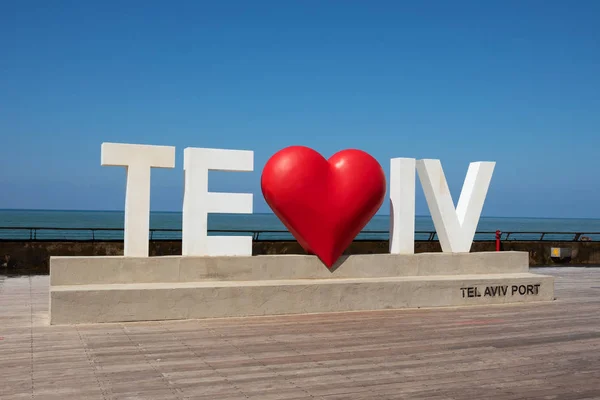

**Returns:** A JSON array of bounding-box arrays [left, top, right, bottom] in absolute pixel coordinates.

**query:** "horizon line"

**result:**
[[1, 207, 600, 221]]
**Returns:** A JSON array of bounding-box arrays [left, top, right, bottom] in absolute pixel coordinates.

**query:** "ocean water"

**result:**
[[1, 209, 600, 241]]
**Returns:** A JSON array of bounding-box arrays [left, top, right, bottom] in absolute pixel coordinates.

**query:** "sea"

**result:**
[[1, 209, 600, 242]]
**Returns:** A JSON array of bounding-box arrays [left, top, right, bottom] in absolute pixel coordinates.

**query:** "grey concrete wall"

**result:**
[[1, 239, 598, 274], [50, 252, 529, 285], [49, 252, 554, 324], [51, 273, 556, 324]]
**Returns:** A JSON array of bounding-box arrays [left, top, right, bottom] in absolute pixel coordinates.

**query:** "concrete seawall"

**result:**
[[1, 239, 599, 274]]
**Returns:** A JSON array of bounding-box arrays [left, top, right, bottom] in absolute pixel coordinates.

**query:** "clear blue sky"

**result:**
[[1, 1, 599, 217]]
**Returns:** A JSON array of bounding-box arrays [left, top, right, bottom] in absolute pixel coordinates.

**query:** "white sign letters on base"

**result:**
[[101, 142, 176, 257], [416, 159, 495, 253], [100, 142, 495, 257], [182, 147, 254, 256], [389, 158, 416, 254], [389, 158, 495, 254]]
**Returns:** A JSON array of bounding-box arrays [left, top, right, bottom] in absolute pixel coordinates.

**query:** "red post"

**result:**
[[495, 230, 501, 252]]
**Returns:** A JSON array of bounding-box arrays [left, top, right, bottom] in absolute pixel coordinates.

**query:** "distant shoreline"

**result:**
[[1, 208, 600, 221]]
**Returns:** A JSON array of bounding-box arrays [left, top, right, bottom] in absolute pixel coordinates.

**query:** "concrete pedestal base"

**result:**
[[49, 252, 555, 324]]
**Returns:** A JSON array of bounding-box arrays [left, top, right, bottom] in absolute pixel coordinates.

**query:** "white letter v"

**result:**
[[416, 159, 495, 253]]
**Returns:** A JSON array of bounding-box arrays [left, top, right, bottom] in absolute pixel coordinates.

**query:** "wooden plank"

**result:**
[[0, 267, 599, 399]]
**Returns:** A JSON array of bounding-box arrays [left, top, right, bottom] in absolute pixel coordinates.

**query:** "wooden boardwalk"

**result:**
[[1, 267, 599, 400]]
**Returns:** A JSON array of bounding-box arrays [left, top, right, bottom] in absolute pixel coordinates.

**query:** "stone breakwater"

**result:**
[[1, 240, 599, 275]]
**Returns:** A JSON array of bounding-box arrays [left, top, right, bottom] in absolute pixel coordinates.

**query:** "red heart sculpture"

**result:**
[[261, 146, 386, 268]]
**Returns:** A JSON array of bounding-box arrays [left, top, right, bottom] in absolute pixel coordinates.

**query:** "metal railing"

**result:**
[[1, 227, 600, 242]]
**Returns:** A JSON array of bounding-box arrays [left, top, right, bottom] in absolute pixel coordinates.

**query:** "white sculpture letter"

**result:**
[[182, 147, 253, 256], [416, 159, 495, 253], [389, 158, 416, 254], [101, 142, 176, 257]]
